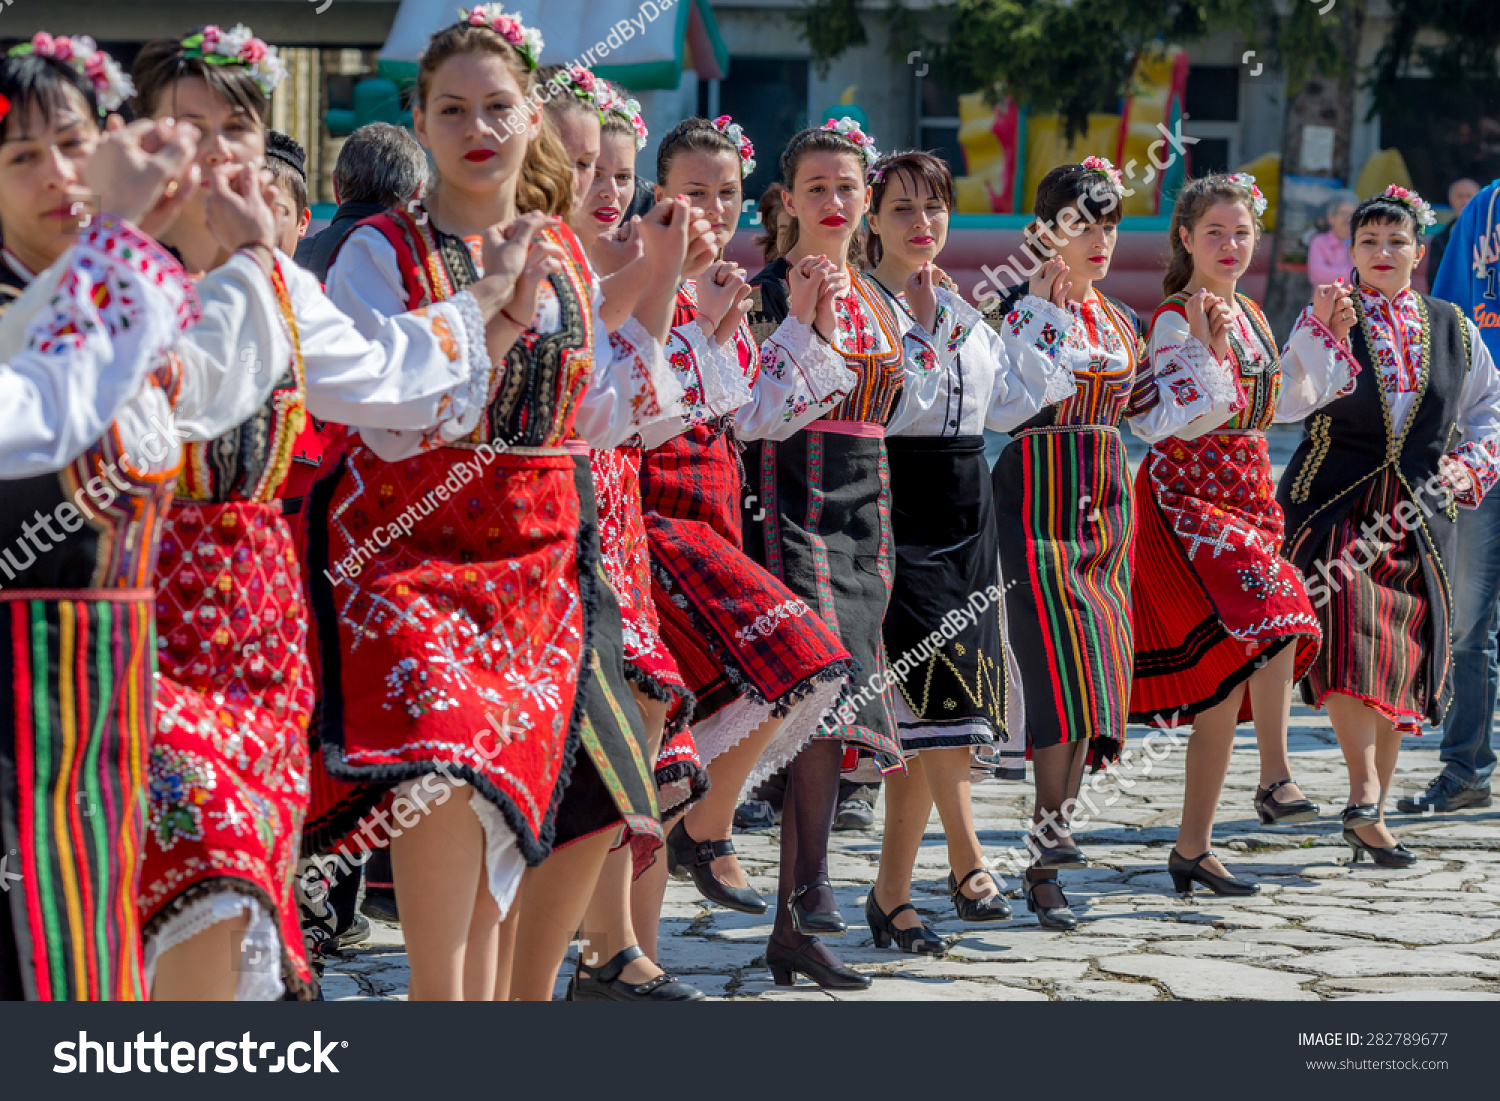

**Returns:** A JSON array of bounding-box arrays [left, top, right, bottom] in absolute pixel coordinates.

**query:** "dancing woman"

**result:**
[[1278, 186, 1500, 868], [1130, 174, 1353, 895], [624, 116, 859, 984], [987, 160, 1239, 928], [862, 150, 1076, 952], [0, 59, 218, 998], [742, 118, 953, 988], [129, 20, 535, 1000], [314, 7, 695, 999]]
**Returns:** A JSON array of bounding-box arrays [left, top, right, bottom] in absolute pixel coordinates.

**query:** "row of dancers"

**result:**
[[1, 7, 1497, 1002]]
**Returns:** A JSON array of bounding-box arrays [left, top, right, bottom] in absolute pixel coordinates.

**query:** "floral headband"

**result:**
[[1079, 155, 1125, 189], [180, 25, 286, 97], [10, 33, 135, 113], [1224, 172, 1269, 218], [711, 115, 756, 178], [459, 6, 545, 71], [598, 85, 647, 150], [1381, 184, 1437, 228], [551, 64, 599, 108], [820, 116, 880, 169]]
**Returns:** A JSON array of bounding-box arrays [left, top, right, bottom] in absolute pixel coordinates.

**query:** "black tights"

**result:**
[[770, 739, 844, 951], [1027, 739, 1090, 904]]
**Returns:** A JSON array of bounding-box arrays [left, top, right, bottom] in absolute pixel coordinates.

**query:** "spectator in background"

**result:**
[[265, 131, 311, 256], [1425, 177, 1482, 283], [1306, 190, 1358, 286], [295, 122, 428, 281], [1399, 178, 1500, 814], [755, 182, 788, 263]]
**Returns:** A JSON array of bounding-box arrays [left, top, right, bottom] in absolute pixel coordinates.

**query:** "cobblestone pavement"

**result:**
[[322, 704, 1500, 1001]]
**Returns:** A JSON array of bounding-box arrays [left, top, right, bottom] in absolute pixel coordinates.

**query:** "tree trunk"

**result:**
[[1264, 0, 1368, 340]]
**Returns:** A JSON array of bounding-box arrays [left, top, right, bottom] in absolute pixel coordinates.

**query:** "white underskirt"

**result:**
[[143, 893, 284, 1002], [392, 778, 525, 919]]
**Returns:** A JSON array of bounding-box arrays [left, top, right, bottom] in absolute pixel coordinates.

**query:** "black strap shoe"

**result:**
[[1023, 869, 1078, 931], [1167, 848, 1261, 897], [788, 879, 846, 936], [948, 868, 1013, 922], [568, 946, 706, 1001], [866, 891, 944, 954], [766, 936, 871, 989], [666, 819, 768, 914], [1340, 807, 1418, 868], [1253, 778, 1321, 825]]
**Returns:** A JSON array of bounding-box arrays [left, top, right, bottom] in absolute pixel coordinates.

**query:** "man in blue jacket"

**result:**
[[1398, 182, 1500, 812]]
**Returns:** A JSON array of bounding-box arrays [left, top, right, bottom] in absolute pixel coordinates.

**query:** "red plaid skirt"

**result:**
[[142, 502, 315, 998], [1131, 432, 1321, 724], [306, 445, 587, 862], [640, 425, 851, 714]]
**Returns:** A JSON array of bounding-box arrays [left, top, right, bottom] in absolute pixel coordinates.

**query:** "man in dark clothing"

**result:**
[[295, 122, 429, 281]]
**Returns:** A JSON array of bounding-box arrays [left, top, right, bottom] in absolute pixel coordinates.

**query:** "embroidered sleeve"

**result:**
[[0, 215, 201, 476], [673, 317, 753, 424], [980, 320, 1078, 434], [1445, 319, 1500, 508], [307, 230, 496, 440], [733, 315, 857, 440], [1126, 309, 1243, 444], [1274, 306, 1360, 423], [572, 312, 686, 449], [1001, 294, 1074, 363]]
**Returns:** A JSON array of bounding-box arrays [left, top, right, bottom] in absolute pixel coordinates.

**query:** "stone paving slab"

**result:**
[[324, 707, 1500, 1000]]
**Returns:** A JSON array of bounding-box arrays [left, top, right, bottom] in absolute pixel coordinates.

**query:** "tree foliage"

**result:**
[[1371, 0, 1500, 120]]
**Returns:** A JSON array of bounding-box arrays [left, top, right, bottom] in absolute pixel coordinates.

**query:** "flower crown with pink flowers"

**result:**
[[1079, 155, 1125, 189], [180, 25, 286, 97], [597, 85, 648, 150], [711, 115, 756, 178], [1380, 184, 1437, 228], [820, 116, 880, 170], [550, 64, 599, 109], [9, 33, 135, 113], [458, 6, 545, 71], [1224, 172, 1269, 218]]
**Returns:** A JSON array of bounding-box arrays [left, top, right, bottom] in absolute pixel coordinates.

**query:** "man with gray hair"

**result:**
[[295, 121, 429, 281]]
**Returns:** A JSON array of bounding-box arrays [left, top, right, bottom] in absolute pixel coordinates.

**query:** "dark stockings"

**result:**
[[1027, 738, 1090, 909], [770, 739, 845, 965]]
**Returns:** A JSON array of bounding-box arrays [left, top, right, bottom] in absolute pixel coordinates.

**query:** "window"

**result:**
[[1181, 64, 1241, 173], [699, 58, 809, 201], [916, 76, 964, 173]]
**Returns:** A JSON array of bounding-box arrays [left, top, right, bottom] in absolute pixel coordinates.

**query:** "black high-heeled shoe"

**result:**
[[666, 819, 767, 914], [1341, 805, 1417, 868], [567, 946, 705, 1001], [1030, 822, 1089, 870], [1254, 778, 1321, 825], [765, 936, 871, 990], [948, 868, 1013, 922], [787, 880, 846, 936], [1023, 871, 1078, 931], [865, 891, 944, 954], [1167, 848, 1261, 897]]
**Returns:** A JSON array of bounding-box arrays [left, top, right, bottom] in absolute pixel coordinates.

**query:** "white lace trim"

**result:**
[[771, 316, 857, 403], [1040, 355, 1079, 406], [704, 336, 754, 418], [749, 677, 848, 799], [143, 893, 285, 1001], [391, 778, 525, 919], [435, 289, 495, 444], [1181, 335, 1243, 410]]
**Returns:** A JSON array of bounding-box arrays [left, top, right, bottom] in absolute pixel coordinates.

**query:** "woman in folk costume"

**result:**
[[609, 116, 860, 990], [536, 68, 719, 1001], [1278, 187, 1500, 868], [128, 22, 533, 1001], [741, 117, 961, 989], [986, 159, 1240, 929], [0, 54, 239, 999], [314, 8, 698, 1000], [861, 150, 1076, 953], [1130, 174, 1354, 895]]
